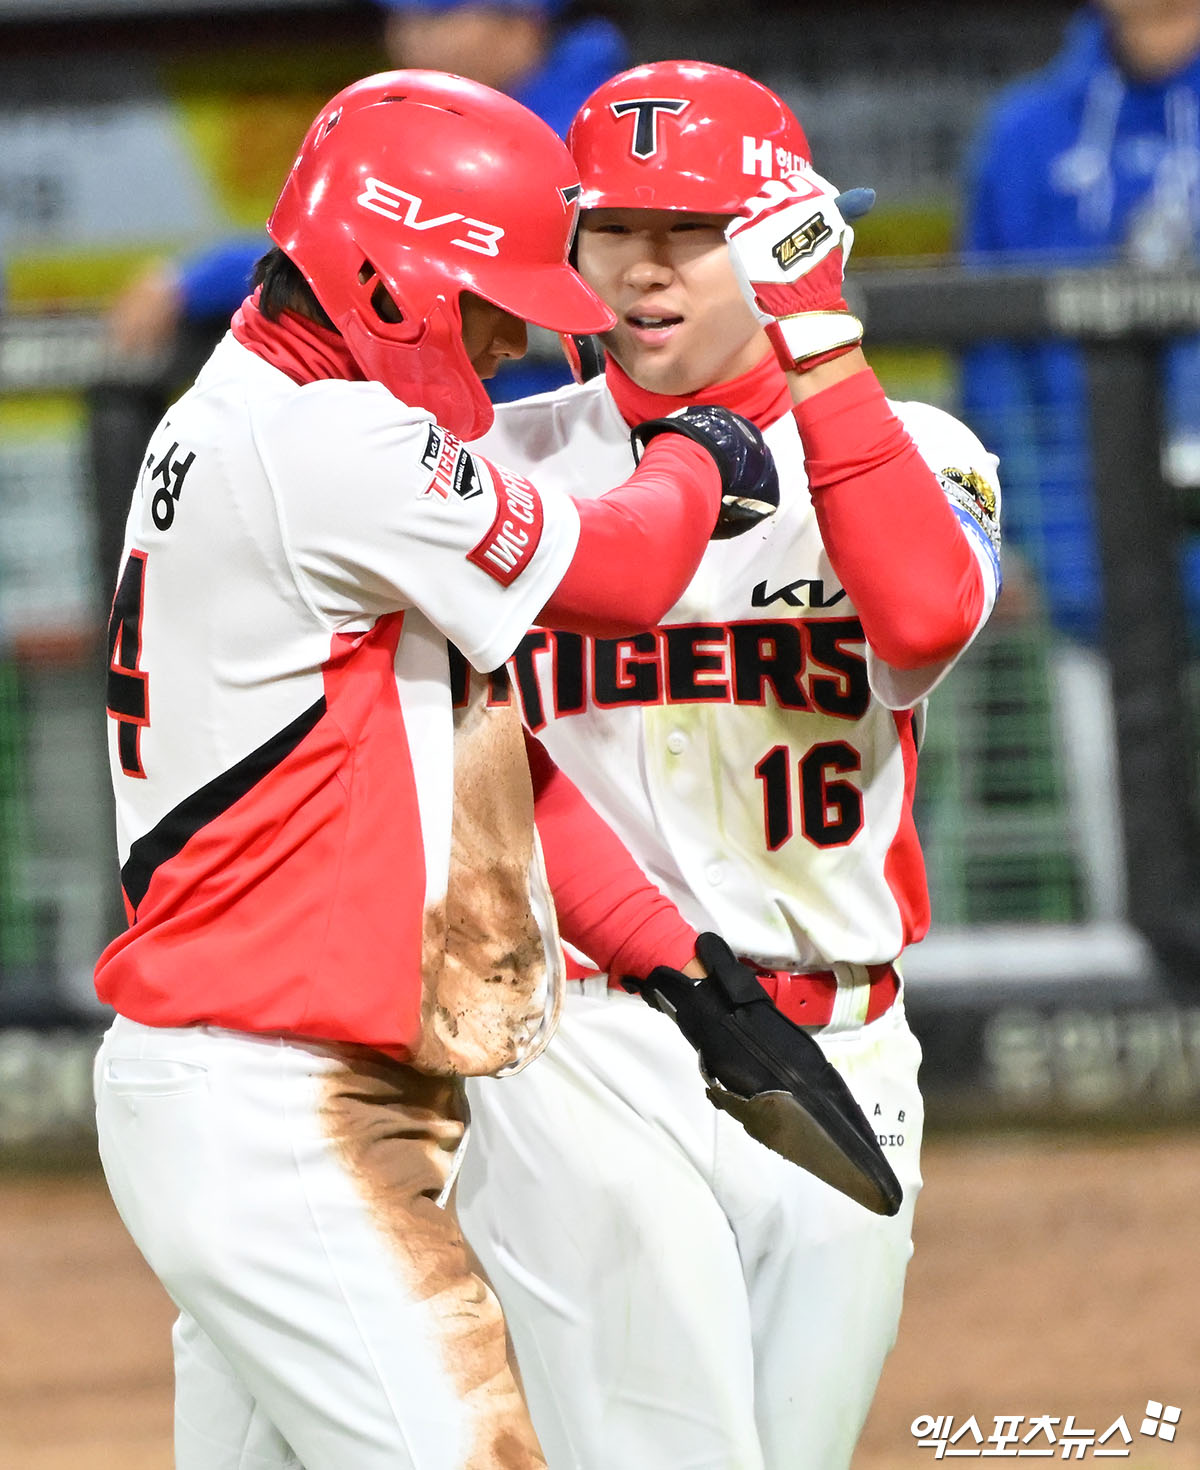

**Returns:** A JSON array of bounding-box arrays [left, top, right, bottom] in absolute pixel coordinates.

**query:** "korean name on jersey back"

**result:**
[[143, 434, 199, 532]]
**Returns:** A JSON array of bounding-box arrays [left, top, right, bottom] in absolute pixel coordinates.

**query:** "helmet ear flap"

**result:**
[[354, 258, 407, 328], [561, 211, 604, 383], [561, 333, 605, 384], [369, 280, 405, 326]]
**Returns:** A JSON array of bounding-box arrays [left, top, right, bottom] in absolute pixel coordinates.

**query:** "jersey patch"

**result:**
[[420, 425, 482, 501], [467, 459, 545, 588], [937, 467, 1000, 554], [938, 466, 1001, 585]]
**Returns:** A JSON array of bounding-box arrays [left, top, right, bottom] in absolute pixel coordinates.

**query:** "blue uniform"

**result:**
[[961, 7, 1200, 640], [174, 18, 628, 403]]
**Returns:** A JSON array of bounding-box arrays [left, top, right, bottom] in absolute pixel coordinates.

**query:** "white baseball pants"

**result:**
[[459, 983, 923, 1470], [94, 1015, 544, 1470]]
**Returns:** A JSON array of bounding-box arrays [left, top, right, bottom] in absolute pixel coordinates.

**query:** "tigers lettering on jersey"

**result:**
[[450, 618, 870, 730], [467, 460, 545, 586]]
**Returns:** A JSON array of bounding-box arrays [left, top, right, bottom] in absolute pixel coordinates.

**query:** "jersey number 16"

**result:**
[[754, 740, 863, 850]]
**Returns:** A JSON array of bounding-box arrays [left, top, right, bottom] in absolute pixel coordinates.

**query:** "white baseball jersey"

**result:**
[[459, 374, 1000, 1470], [95, 331, 580, 1062], [473, 374, 1002, 973]]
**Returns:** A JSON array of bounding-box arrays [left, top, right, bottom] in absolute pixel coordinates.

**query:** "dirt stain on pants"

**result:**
[[320, 1049, 545, 1470], [415, 688, 550, 1078]]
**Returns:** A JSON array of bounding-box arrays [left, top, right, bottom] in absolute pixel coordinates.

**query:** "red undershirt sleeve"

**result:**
[[794, 369, 985, 670], [539, 436, 721, 639], [526, 731, 698, 980]]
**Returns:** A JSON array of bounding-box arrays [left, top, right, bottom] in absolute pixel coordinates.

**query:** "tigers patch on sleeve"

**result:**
[[938, 466, 1001, 557], [419, 424, 484, 501]]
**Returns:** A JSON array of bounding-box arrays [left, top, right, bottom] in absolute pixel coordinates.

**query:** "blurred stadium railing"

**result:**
[[2, 263, 1199, 1154], [860, 263, 1200, 1122]]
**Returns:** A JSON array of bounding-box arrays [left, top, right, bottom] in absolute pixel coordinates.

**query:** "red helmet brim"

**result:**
[[477, 258, 616, 336]]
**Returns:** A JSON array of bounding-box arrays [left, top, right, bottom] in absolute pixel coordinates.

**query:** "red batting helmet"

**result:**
[[268, 70, 615, 438], [568, 60, 812, 216]]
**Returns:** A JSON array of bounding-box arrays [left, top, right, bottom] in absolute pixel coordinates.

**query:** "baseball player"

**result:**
[[91, 70, 788, 1470], [458, 61, 1003, 1470]]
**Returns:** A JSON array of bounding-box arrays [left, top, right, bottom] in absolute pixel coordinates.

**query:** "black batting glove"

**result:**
[[623, 933, 902, 1216], [630, 405, 780, 540]]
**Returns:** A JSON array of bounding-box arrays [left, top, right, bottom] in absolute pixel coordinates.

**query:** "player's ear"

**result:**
[[561, 333, 605, 384]]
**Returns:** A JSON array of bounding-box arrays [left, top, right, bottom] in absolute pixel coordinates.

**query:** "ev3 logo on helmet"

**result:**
[[772, 212, 832, 269], [357, 177, 505, 256]]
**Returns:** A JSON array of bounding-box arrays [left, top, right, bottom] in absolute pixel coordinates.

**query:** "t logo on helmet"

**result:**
[[608, 98, 689, 160], [357, 176, 505, 257]]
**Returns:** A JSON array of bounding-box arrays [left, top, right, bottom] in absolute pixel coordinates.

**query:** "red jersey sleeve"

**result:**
[[525, 732, 697, 979], [794, 369, 985, 670], [539, 436, 721, 638]]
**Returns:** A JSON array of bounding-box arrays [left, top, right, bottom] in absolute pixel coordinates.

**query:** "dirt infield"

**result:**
[[2, 1130, 1197, 1469]]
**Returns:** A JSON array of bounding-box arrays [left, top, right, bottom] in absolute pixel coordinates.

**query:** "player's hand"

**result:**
[[622, 933, 902, 1215], [726, 165, 873, 374], [629, 405, 779, 540]]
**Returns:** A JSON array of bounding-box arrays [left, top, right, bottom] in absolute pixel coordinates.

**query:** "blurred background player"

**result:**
[[105, 0, 628, 402], [962, 0, 1200, 638], [91, 69, 783, 1470], [960, 0, 1200, 919], [457, 60, 1002, 1470]]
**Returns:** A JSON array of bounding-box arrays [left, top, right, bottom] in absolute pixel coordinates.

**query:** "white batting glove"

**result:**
[[726, 165, 868, 373]]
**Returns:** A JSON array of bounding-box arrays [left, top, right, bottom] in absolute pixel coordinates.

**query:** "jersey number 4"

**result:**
[[754, 741, 863, 850], [106, 550, 149, 778]]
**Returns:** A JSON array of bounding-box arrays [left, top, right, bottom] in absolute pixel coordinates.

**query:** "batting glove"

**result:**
[[726, 165, 874, 374], [622, 933, 902, 1216], [630, 404, 779, 540]]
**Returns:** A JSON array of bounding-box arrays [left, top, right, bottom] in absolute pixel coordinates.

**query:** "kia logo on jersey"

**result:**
[[752, 577, 847, 609], [608, 98, 689, 159], [356, 177, 505, 256]]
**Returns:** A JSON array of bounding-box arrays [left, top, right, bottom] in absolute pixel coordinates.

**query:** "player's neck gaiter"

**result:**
[[605, 348, 791, 432], [232, 291, 365, 385]]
